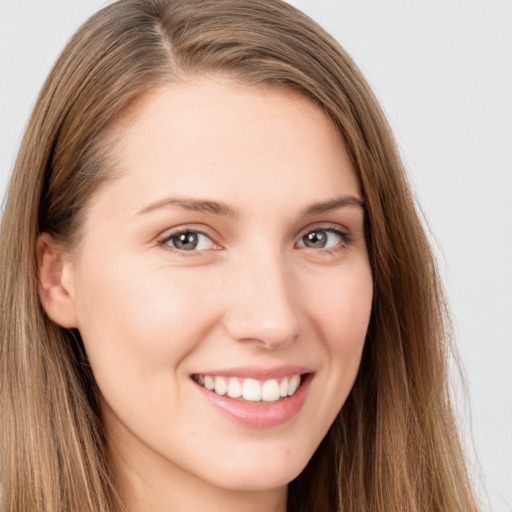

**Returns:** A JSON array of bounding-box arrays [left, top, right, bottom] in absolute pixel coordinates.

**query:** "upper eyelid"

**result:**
[[159, 222, 348, 236], [158, 224, 217, 242], [295, 222, 351, 239]]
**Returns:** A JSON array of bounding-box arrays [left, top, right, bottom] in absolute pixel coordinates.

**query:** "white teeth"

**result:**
[[204, 376, 215, 390], [214, 377, 228, 396], [288, 375, 300, 396], [196, 374, 303, 402], [262, 379, 280, 402], [279, 377, 289, 397], [243, 378, 262, 401], [227, 378, 242, 398]]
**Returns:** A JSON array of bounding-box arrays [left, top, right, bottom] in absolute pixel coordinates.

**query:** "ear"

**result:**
[[37, 233, 78, 328]]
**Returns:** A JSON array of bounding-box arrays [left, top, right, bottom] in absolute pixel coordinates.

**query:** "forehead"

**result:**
[[92, 77, 361, 219]]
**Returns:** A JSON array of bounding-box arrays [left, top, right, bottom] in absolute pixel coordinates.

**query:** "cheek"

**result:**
[[303, 262, 372, 405], [307, 262, 373, 344], [72, 255, 222, 385]]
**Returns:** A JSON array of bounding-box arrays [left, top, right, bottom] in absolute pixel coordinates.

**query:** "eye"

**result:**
[[161, 230, 216, 251], [296, 227, 349, 250]]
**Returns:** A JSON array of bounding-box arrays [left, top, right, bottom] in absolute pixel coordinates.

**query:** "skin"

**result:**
[[38, 78, 373, 512]]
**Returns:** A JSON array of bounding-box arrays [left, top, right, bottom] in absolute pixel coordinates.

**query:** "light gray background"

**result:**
[[1, 1, 511, 510]]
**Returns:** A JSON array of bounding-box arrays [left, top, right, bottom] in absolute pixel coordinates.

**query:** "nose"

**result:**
[[222, 249, 300, 349]]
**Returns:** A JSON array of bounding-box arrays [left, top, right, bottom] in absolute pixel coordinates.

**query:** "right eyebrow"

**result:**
[[135, 197, 239, 218]]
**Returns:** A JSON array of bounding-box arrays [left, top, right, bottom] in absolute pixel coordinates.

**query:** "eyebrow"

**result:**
[[136, 197, 238, 217], [301, 195, 365, 215], [135, 194, 364, 218]]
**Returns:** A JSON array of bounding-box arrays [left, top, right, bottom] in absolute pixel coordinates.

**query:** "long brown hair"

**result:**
[[0, 0, 479, 510]]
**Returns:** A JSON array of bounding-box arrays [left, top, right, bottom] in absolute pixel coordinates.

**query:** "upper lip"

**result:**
[[191, 365, 313, 380]]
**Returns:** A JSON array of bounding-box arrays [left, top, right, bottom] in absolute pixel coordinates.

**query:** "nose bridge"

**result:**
[[223, 245, 299, 348]]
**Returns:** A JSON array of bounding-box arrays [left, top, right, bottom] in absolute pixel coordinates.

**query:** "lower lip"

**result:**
[[193, 375, 312, 428]]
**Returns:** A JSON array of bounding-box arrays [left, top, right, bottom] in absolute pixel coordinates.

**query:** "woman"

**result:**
[[0, 0, 480, 511]]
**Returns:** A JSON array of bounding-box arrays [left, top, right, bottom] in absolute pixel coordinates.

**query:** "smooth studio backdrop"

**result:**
[[1, 1, 511, 510]]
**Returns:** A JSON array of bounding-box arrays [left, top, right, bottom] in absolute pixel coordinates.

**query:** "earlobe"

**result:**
[[37, 233, 78, 329]]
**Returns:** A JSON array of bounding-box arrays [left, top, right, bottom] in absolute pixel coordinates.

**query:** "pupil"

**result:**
[[174, 232, 198, 250], [305, 230, 327, 248]]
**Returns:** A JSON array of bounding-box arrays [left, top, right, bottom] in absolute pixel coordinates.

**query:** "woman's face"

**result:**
[[58, 79, 373, 501]]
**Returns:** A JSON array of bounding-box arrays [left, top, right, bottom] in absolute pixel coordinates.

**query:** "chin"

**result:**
[[200, 447, 313, 492]]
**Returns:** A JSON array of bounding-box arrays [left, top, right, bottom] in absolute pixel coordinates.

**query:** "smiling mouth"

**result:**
[[191, 374, 306, 403]]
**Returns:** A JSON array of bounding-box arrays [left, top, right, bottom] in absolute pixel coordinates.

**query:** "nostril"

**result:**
[[222, 309, 300, 349]]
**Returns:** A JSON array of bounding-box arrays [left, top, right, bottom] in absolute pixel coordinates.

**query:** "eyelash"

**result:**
[[157, 224, 353, 257]]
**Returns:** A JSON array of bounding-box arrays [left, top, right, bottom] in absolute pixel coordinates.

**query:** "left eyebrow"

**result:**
[[301, 195, 365, 216]]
